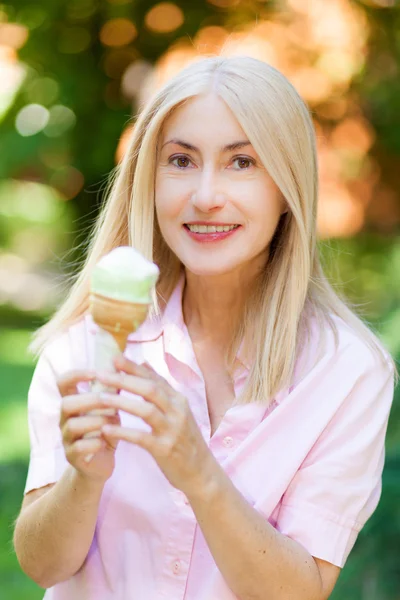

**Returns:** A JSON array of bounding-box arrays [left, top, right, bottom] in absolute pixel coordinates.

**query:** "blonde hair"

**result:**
[[29, 55, 396, 405]]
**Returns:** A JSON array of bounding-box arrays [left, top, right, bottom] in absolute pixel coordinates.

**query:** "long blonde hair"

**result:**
[[29, 55, 396, 405]]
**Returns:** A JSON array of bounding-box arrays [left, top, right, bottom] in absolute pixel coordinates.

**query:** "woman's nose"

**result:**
[[190, 169, 227, 212]]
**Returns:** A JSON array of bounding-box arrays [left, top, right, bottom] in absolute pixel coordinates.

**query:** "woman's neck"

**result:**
[[182, 270, 255, 348]]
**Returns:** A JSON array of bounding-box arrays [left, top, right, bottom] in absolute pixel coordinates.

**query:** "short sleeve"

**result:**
[[275, 351, 395, 568], [24, 348, 69, 494], [23, 318, 93, 495]]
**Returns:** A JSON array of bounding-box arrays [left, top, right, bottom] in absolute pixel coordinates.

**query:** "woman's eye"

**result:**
[[169, 155, 192, 169], [232, 156, 255, 169]]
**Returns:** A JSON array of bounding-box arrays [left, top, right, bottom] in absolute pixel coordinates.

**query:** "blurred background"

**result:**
[[0, 0, 399, 598]]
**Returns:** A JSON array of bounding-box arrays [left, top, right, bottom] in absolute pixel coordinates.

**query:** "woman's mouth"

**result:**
[[183, 223, 241, 243]]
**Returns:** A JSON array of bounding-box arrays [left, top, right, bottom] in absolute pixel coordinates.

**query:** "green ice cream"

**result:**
[[91, 246, 159, 303]]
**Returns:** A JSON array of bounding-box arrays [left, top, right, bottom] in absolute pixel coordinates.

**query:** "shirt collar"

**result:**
[[161, 273, 251, 371]]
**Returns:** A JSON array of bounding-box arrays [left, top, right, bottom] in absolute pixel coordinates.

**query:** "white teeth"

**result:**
[[186, 224, 238, 233]]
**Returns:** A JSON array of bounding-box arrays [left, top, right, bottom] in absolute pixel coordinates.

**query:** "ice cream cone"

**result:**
[[89, 292, 150, 351]]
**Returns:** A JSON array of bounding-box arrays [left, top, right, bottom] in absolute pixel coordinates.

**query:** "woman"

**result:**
[[14, 56, 395, 600]]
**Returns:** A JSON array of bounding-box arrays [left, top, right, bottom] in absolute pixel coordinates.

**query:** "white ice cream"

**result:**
[[91, 246, 160, 303]]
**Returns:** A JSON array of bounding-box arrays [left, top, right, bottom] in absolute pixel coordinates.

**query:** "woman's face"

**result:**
[[155, 93, 286, 278]]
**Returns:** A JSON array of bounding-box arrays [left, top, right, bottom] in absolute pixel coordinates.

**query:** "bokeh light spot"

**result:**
[[121, 60, 153, 99], [100, 18, 137, 47], [194, 26, 229, 53], [44, 105, 76, 137], [145, 3, 184, 34], [15, 104, 49, 136], [39, 146, 72, 169], [318, 184, 364, 238], [49, 166, 85, 200], [24, 76, 59, 106], [17, 6, 48, 30], [58, 26, 91, 54], [290, 67, 333, 105], [12, 228, 54, 265], [0, 180, 65, 223], [66, 0, 98, 21], [316, 98, 348, 121], [331, 117, 375, 155], [317, 51, 360, 85], [0, 267, 54, 311], [0, 22, 29, 49]]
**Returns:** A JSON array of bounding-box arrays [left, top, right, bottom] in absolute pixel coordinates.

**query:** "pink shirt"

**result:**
[[24, 276, 394, 599]]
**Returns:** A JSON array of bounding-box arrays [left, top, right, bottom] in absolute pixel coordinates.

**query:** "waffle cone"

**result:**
[[90, 292, 149, 352]]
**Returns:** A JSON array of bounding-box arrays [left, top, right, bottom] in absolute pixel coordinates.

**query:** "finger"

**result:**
[[114, 356, 169, 389], [62, 415, 110, 444], [86, 407, 117, 418], [100, 392, 166, 431], [114, 355, 153, 378], [102, 424, 153, 451], [60, 392, 107, 425], [66, 437, 103, 464], [97, 374, 170, 413], [57, 369, 96, 397]]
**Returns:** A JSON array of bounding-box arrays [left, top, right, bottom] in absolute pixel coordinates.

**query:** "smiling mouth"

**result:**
[[184, 224, 240, 233]]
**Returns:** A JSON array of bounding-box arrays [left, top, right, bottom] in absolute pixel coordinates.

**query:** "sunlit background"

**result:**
[[1, 0, 399, 598]]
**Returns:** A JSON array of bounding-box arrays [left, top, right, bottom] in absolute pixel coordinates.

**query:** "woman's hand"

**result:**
[[57, 369, 122, 484], [96, 355, 220, 497]]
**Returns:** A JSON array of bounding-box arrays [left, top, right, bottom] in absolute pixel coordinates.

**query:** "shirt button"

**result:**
[[223, 436, 234, 448], [172, 559, 181, 574]]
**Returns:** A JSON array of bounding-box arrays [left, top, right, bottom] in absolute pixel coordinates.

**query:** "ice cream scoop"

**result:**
[[84, 246, 159, 461], [90, 246, 159, 351], [91, 245, 159, 303]]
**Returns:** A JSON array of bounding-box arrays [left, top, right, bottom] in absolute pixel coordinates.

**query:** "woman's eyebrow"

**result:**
[[161, 139, 252, 152]]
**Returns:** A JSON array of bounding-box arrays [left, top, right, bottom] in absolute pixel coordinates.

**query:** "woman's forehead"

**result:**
[[159, 95, 248, 148]]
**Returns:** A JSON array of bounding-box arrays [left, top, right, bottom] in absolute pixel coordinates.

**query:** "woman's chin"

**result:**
[[183, 261, 241, 278]]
